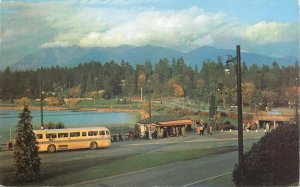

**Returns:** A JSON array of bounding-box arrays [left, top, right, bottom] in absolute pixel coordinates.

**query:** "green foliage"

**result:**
[[232, 124, 299, 186], [209, 94, 216, 118], [167, 108, 194, 116], [218, 121, 235, 130], [0, 59, 298, 107], [14, 106, 41, 183], [43, 121, 65, 129]]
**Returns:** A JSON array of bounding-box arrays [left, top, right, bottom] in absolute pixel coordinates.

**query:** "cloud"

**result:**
[[2, 0, 299, 59], [40, 41, 73, 48], [242, 21, 298, 44], [40, 6, 234, 52]]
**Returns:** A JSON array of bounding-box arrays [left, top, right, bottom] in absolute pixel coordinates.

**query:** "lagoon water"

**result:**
[[0, 109, 139, 144]]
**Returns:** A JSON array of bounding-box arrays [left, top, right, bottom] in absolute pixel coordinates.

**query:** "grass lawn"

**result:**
[[30, 146, 237, 186], [0, 99, 142, 109], [77, 99, 141, 109]]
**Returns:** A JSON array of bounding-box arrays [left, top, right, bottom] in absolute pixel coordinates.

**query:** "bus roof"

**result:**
[[33, 127, 109, 133]]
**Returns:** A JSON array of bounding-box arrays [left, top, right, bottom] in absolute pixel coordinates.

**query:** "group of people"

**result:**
[[243, 121, 279, 131], [112, 131, 135, 142], [195, 119, 213, 135]]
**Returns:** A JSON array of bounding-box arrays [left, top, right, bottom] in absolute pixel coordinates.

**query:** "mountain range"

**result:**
[[10, 45, 298, 70]]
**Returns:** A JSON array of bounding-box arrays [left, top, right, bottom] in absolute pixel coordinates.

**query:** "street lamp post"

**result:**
[[40, 82, 44, 129], [225, 45, 244, 170], [148, 79, 152, 140], [295, 77, 299, 125]]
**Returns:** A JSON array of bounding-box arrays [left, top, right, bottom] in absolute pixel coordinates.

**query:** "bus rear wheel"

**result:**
[[47, 144, 56, 153], [90, 141, 98, 150]]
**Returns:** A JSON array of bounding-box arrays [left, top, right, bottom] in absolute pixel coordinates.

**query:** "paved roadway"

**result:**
[[0, 131, 265, 186], [70, 151, 237, 187]]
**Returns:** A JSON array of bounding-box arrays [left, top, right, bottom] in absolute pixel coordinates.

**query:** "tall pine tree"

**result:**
[[14, 106, 40, 183]]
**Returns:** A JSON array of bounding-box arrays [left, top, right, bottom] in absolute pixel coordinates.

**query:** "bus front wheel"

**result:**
[[90, 142, 98, 150], [47, 144, 56, 153]]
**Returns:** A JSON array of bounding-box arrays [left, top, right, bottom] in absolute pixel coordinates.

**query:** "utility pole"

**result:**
[[225, 45, 244, 170], [148, 80, 151, 125], [296, 77, 299, 125], [141, 87, 143, 102], [40, 80, 44, 129], [236, 45, 244, 169], [148, 79, 152, 140]]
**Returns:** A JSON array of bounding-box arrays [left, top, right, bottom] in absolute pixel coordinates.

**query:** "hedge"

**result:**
[[232, 124, 299, 186]]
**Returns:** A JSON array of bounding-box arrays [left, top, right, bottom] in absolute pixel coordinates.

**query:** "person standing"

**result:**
[[200, 124, 204, 135], [196, 119, 201, 135], [207, 125, 213, 135], [266, 122, 270, 131]]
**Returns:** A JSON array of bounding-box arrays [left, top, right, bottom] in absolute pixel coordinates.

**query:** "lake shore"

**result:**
[[0, 105, 147, 119], [0, 106, 145, 144]]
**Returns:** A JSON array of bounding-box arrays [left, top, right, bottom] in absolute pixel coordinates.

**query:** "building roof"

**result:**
[[33, 127, 109, 133], [157, 119, 195, 127], [139, 115, 191, 124], [254, 115, 294, 122]]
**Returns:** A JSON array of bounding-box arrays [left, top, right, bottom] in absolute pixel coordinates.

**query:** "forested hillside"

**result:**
[[0, 57, 298, 108]]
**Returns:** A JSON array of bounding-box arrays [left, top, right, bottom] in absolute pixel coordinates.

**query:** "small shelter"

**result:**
[[156, 119, 194, 138], [135, 115, 194, 139], [253, 111, 294, 129]]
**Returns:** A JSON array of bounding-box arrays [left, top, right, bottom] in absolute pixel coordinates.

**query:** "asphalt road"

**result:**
[[0, 131, 265, 186], [70, 151, 237, 187]]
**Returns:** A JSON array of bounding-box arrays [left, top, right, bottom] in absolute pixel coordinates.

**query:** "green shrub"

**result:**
[[232, 124, 299, 186], [44, 121, 65, 129], [216, 121, 235, 130]]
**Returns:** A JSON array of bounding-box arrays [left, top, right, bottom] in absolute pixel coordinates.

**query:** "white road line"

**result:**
[[128, 138, 239, 146], [129, 141, 177, 146], [183, 138, 238, 143], [183, 172, 232, 187]]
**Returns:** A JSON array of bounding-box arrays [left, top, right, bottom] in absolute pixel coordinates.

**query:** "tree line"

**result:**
[[0, 57, 298, 108]]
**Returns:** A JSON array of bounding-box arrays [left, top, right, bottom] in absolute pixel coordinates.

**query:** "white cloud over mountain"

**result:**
[[41, 4, 297, 53], [242, 21, 297, 44], [1, 0, 298, 66]]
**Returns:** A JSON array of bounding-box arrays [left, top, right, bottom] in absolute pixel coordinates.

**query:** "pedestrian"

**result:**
[[247, 123, 251, 131], [153, 128, 157, 139], [266, 122, 270, 131], [200, 119, 205, 135], [207, 125, 212, 135], [196, 119, 201, 135], [200, 124, 204, 135], [118, 133, 123, 141], [128, 131, 132, 141]]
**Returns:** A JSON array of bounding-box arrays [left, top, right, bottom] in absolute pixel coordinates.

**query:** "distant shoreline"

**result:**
[[0, 106, 147, 119]]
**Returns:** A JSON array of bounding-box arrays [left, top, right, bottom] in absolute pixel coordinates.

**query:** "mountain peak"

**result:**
[[10, 45, 298, 70]]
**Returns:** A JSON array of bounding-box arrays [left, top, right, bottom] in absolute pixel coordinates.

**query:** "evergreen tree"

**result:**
[[14, 106, 41, 183], [209, 94, 217, 118]]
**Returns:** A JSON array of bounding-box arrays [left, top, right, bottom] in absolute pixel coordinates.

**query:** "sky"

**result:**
[[1, 0, 299, 67]]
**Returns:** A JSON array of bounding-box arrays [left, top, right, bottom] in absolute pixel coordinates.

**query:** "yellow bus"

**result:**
[[33, 127, 111, 153]]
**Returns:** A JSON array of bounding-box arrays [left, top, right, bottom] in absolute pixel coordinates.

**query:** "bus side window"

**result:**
[[58, 133, 69, 138], [106, 131, 110, 135], [82, 132, 87, 136], [88, 131, 98, 136], [70, 132, 80, 137], [36, 134, 43, 139], [99, 131, 105, 135], [46, 133, 57, 139]]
